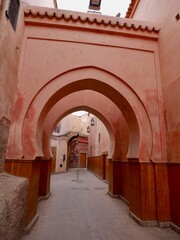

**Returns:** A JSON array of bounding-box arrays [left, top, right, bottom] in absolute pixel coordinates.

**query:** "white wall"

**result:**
[[51, 136, 67, 173], [87, 114, 109, 157]]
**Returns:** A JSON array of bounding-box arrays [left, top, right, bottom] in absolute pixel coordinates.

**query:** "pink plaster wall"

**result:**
[[129, 0, 180, 229], [129, 0, 180, 163], [0, 1, 25, 172], [6, 6, 165, 166], [0, 1, 24, 120]]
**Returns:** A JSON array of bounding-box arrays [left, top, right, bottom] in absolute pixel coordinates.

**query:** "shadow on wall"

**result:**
[[0, 117, 10, 173]]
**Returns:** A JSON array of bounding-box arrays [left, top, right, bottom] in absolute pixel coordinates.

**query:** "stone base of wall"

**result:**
[[23, 213, 39, 235], [0, 173, 28, 240], [170, 222, 180, 234], [5, 158, 51, 226], [129, 211, 158, 227]]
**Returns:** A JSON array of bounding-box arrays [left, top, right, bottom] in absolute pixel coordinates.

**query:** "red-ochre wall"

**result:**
[[130, 0, 180, 164], [0, 1, 24, 173], [4, 3, 178, 229], [129, 0, 180, 229], [7, 8, 163, 163], [5, 5, 167, 228]]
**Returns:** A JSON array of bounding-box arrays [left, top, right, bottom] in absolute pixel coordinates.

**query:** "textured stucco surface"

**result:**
[[6, 6, 163, 164], [0, 173, 28, 240], [0, 0, 24, 172], [0, 0, 24, 121]]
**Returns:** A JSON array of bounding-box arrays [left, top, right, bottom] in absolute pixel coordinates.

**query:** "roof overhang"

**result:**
[[23, 5, 160, 40]]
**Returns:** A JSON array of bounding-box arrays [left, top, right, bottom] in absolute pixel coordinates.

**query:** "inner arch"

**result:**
[[42, 89, 129, 161]]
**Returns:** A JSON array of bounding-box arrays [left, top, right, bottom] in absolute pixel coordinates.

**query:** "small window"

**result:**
[[6, 0, 20, 31]]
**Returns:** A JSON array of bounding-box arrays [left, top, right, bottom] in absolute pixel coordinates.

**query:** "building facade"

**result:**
[[50, 112, 110, 173], [51, 112, 89, 173], [0, 0, 180, 238]]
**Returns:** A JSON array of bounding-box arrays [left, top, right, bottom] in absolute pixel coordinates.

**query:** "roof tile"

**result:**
[[24, 6, 160, 34]]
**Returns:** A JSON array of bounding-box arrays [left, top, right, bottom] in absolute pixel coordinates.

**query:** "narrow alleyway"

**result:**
[[21, 169, 179, 240]]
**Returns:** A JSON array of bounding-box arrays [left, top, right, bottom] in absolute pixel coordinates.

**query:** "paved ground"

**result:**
[[21, 169, 179, 240]]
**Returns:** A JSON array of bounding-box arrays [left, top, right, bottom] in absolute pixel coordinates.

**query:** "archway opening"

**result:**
[[29, 70, 149, 163], [19, 68, 153, 225], [49, 109, 114, 174]]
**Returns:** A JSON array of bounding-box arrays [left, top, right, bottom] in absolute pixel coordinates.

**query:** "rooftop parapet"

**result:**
[[24, 5, 160, 39]]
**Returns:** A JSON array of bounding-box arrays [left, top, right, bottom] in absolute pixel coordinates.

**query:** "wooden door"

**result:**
[[105, 155, 109, 183], [80, 153, 86, 168]]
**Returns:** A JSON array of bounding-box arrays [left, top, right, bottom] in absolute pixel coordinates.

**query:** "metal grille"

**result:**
[[6, 0, 20, 31]]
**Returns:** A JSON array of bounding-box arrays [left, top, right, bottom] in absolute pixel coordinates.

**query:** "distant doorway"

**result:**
[[68, 138, 79, 168], [67, 136, 88, 169]]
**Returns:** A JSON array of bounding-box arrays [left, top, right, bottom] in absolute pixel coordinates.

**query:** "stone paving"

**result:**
[[21, 169, 179, 240]]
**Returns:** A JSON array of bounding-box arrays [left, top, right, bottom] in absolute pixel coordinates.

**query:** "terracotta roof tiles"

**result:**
[[24, 6, 160, 33]]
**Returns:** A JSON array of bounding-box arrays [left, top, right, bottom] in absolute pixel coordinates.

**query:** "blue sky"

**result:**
[[57, 0, 131, 17]]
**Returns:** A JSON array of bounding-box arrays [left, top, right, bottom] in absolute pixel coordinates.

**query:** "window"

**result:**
[[6, 0, 20, 31]]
